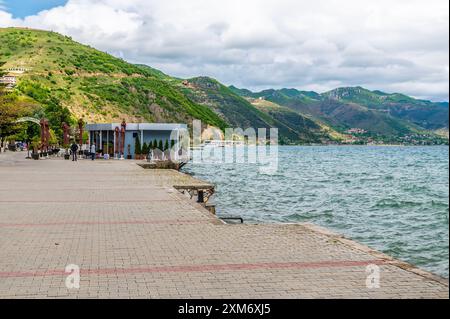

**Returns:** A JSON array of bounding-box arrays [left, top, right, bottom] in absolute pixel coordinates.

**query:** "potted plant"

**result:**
[[30, 137, 41, 160], [127, 144, 132, 159], [62, 142, 70, 160], [142, 142, 148, 160]]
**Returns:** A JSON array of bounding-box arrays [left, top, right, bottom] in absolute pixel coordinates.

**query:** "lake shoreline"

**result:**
[[184, 145, 449, 278]]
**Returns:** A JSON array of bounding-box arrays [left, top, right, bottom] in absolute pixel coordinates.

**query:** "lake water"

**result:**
[[183, 146, 449, 278]]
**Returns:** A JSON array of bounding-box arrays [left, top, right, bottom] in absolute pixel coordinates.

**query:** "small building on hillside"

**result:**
[[0, 75, 17, 89], [85, 122, 188, 159], [6, 67, 29, 74], [346, 128, 367, 134]]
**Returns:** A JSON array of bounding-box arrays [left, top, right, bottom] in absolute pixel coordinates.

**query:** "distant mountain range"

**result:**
[[230, 86, 449, 136], [1, 27, 448, 145]]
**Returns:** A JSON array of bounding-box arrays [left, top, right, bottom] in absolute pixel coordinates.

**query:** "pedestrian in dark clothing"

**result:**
[[70, 143, 79, 161]]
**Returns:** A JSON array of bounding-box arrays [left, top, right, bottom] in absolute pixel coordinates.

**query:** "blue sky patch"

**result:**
[[2, 0, 68, 18]]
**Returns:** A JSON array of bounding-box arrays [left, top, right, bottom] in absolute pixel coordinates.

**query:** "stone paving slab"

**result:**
[[0, 151, 448, 299]]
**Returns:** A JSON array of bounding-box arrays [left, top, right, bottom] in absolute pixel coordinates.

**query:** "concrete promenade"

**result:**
[[0, 151, 448, 298]]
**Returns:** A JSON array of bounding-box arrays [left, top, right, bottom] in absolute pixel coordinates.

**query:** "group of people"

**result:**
[[70, 142, 96, 162], [0, 141, 26, 153]]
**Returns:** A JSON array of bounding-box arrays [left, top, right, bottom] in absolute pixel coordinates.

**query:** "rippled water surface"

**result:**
[[183, 146, 449, 278]]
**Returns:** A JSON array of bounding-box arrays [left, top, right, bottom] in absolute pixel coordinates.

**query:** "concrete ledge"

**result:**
[[137, 161, 181, 170]]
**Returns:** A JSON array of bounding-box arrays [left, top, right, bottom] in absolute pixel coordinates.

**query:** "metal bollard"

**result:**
[[197, 190, 204, 203]]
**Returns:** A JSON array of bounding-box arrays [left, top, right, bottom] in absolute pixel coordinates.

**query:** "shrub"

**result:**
[[142, 142, 148, 155], [135, 135, 141, 155], [65, 69, 75, 76]]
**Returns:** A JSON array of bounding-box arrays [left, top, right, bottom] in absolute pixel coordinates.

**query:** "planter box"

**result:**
[[64, 154, 70, 160], [32, 153, 40, 160]]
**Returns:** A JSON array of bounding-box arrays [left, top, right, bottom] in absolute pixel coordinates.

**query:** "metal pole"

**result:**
[[120, 128, 125, 159], [115, 127, 120, 159], [176, 129, 180, 161], [113, 129, 117, 158], [107, 130, 110, 157], [100, 130, 103, 154]]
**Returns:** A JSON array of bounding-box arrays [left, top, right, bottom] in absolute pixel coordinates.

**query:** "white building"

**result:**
[[0, 75, 16, 90], [85, 122, 188, 159]]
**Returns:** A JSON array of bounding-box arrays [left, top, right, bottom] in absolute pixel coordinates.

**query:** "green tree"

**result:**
[[142, 142, 148, 156], [135, 135, 141, 155], [10, 121, 39, 145], [152, 139, 158, 149], [83, 131, 89, 144], [158, 140, 163, 151], [164, 140, 169, 151], [30, 135, 41, 154], [48, 128, 58, 146], [0, 86, 35, 148], [17, 80, 73, 143]]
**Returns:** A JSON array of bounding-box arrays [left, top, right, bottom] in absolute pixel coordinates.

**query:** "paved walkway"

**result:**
[[0, 151, 448, 298]]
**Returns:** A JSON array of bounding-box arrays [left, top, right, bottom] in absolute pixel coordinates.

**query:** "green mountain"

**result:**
[[0, 27, 335, 144], [181, 77, 333, 144], [1, 27, 447, 145], [0, 27, 226, 130], [230, 85, 449, 141], [322, 87, 449, 130]]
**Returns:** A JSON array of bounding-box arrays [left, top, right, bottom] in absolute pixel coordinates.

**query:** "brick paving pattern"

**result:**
[[0, 152, 448, 298]]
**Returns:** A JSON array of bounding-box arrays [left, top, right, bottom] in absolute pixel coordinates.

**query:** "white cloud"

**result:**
[[0, 9, 18, 27], [0, 0, 448, 101]]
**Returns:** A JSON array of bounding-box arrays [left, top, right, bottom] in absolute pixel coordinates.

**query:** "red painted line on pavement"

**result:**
[[0, 219, 210, 228], [0, 260, 385, 278]]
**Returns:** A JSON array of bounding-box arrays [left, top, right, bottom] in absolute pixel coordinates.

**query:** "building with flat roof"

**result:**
[[0, 75, 16, 84], [85, 122, 188, 159], [0, 75, 17, 90]]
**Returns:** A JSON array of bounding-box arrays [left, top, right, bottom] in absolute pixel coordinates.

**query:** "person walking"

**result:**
[[91, 143, 96, 161], [70, 142, 79, 161]]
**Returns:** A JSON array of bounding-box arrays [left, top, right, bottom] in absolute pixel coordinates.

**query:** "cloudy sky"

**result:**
[[0, 0, 448, 101]]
